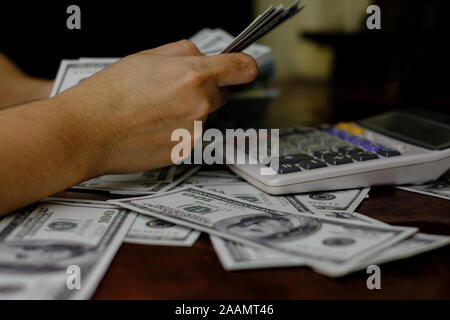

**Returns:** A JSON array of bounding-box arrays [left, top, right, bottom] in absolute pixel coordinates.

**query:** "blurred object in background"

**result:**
[[255, 0, 371, 82], [371, 0, 450, 115], [254, 0, 371, 127], [256, 0, 450, 126], [300, 0, 450, 121]]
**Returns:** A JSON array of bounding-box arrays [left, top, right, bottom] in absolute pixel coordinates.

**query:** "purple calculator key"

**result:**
[[326, 129, 338, 136], [345, 135, 360, 142], [363, 145, 379, 152], [336, 131, 350, 139], [358, 139, 372, 146], [327, 129, 349, 139], [363, 144, 385, 152]]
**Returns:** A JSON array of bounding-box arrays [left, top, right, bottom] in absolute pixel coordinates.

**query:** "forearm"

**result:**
[[0, 76, 54, 110], [0, 95, 101, 215], [0, 53, 54, 110]]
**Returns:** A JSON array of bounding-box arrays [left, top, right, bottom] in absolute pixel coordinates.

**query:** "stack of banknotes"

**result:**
[[1, 28, 449, 299]]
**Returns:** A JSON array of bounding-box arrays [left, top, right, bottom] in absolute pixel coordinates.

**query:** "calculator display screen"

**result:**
[[357, 111, 450, 150]]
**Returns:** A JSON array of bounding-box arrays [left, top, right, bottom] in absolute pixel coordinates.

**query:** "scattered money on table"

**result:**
[[291, 188, 370, 212], [73, 167, 176, 194], [3, 3, 449, 298], [210, 232, 450, 272], [125, 214, 200, 247], [0, 202, 134, 299], [149, 164, 202, 193], [201, 181, 381, 226], [397, 169, 450, 201], [42, 198, 201, 247], [203, 181, 310, 213], [181, 169, 245, 186], [110, 187, 417, 277]]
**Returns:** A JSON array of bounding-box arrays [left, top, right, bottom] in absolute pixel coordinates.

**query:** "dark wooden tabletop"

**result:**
[[88, 187, 450, 300]]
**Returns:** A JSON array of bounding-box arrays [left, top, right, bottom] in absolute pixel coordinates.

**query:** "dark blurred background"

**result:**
[[303, 0, 450, 121], [0, 1, 252, 78], [1, 0, 449, 127]]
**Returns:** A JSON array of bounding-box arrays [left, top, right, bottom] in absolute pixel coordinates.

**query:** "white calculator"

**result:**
[[226, 110, 450, 195]]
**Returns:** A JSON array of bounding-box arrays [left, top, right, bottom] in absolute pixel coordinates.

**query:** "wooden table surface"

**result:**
[[87, 186, 450, 300]]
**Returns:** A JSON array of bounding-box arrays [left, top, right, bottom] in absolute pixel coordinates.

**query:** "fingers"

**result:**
[[143, 40, 202, 57], [202, 53, 259, 87], [187, 85, 228, 120]]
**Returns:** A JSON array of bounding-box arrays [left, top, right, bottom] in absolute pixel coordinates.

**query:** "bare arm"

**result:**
[[0, 53, 54, 110], [0, 95, 97, 214], [0, 40, 258, 216]]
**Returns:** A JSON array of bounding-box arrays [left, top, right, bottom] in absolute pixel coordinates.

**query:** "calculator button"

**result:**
[[377, 149, 401, 157], [362, 144, 385, 152], [349, 137, 371, 146], [277, 163, 302, 174], [324, 156, 353, 166], [279, 154, 313, 164], [313, 150, 340, 159], [350, 152, 379, 162], [336, 122, 352, 131], [337, 146, 364, 156], [335, 131, 351, 139], [327, 129, 349, 139], [278, 156, 297, 165], [348, 126, 364, 135], [298, 159, 327, 170], [305, 144, 328, 153]]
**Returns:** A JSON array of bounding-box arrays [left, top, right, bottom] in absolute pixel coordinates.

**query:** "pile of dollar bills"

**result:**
[[1, 28, 449, 300]]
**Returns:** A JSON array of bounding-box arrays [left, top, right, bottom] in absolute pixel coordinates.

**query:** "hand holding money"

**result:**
[[56, 40, 258, 175], [0, 40, 258, 216]]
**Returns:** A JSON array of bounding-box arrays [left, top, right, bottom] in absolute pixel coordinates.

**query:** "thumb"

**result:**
[[203, 53, 259, 87]]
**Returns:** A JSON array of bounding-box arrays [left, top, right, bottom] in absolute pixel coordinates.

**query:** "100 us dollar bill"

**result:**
[[110, 187, 417, 277], [125, 214, 200, 247], [211, 231, 450, 272], [203, 182, 375, 223], [0, 202, 134, 299], [397, 169, 450, 201], [290, 188, 370, 212]]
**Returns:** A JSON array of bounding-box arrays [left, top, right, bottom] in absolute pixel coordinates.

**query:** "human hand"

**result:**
[[54, 40, 258, 175]]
